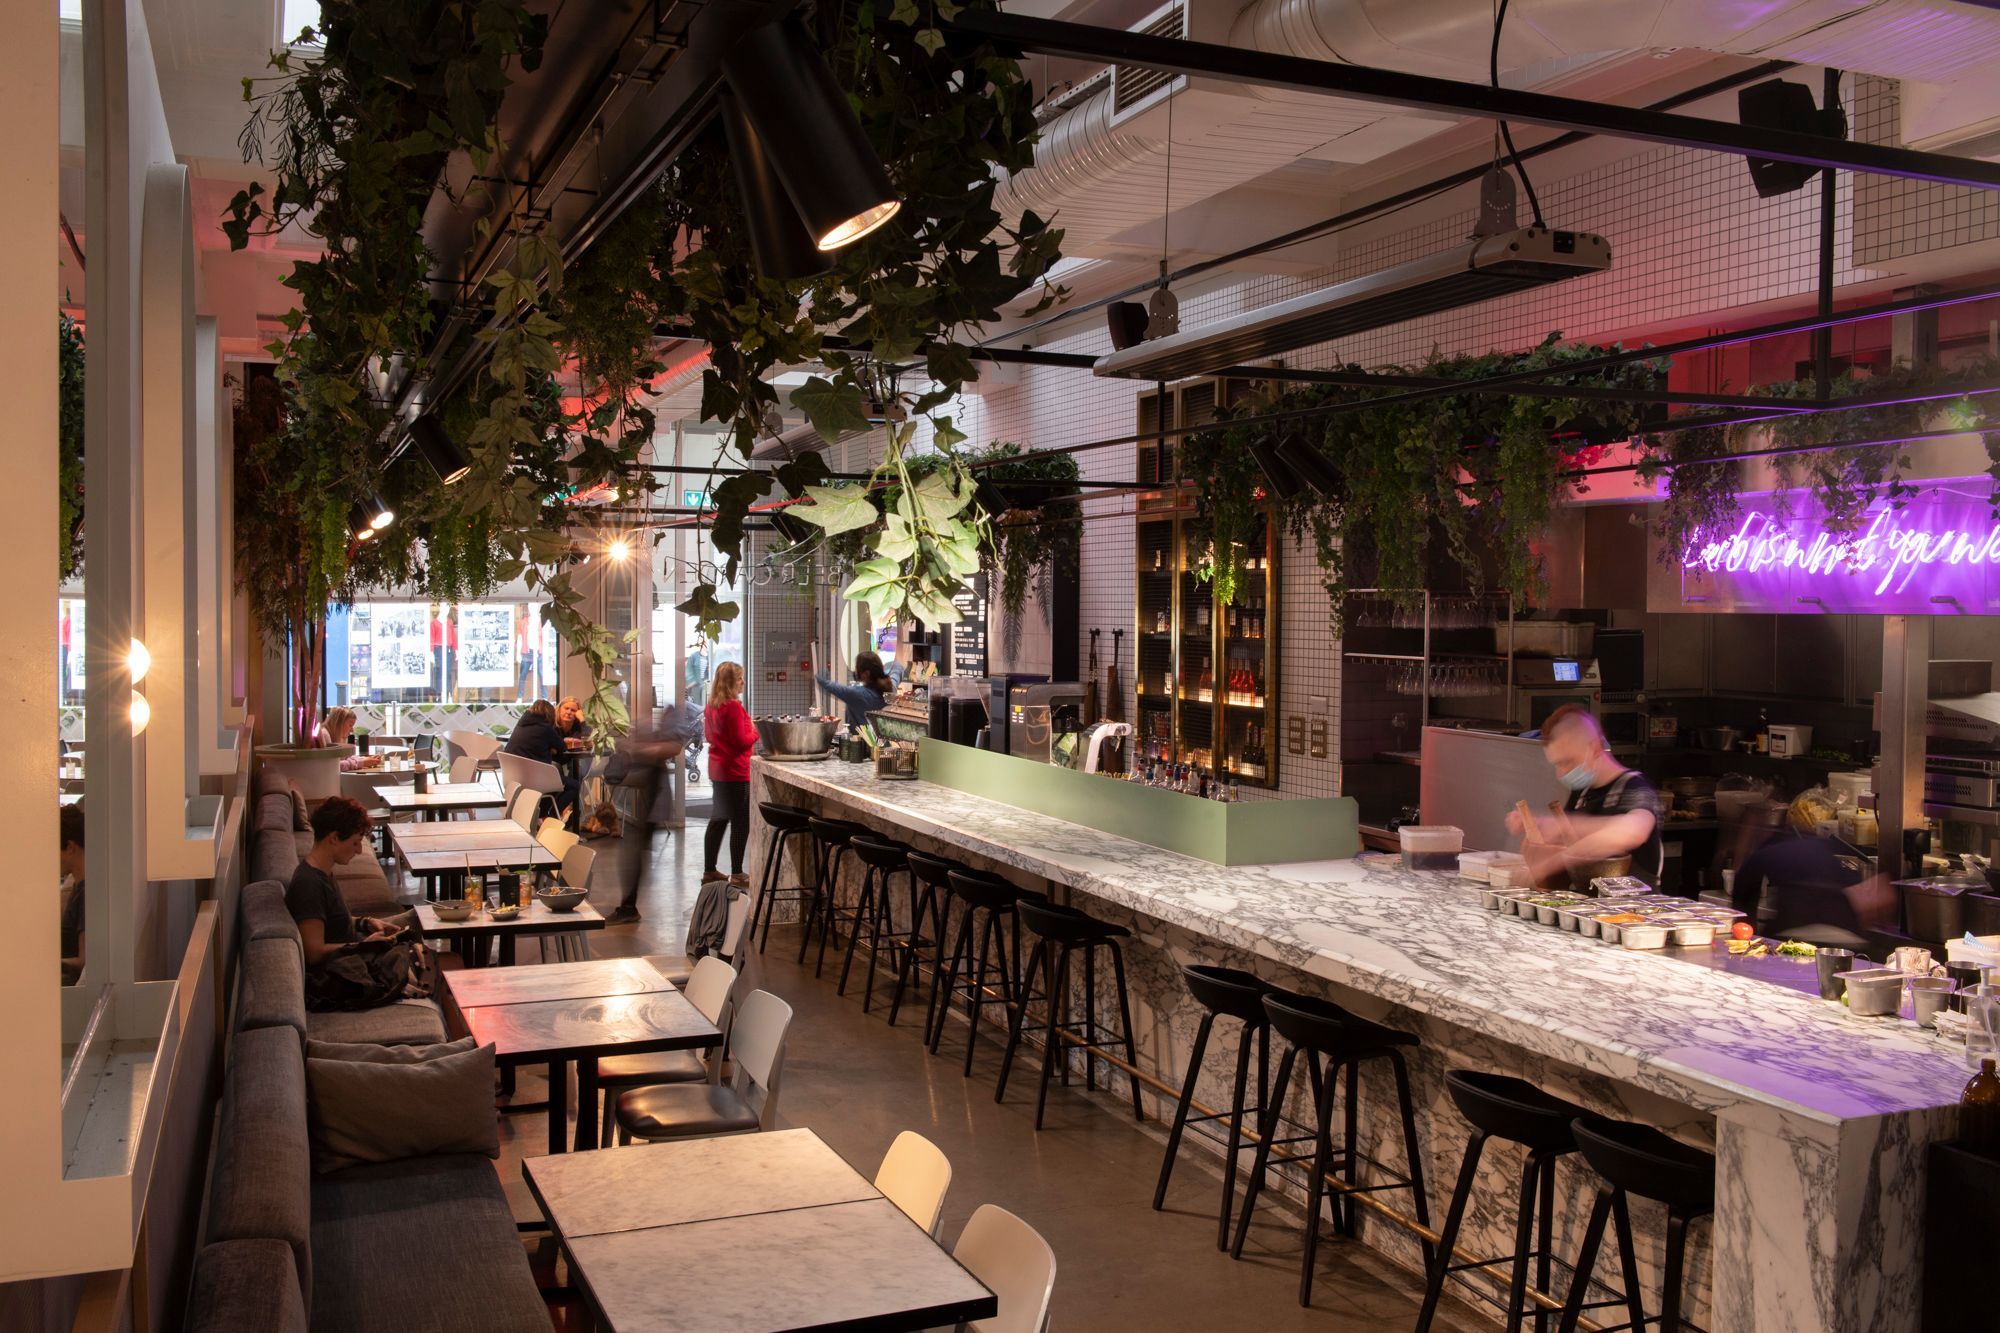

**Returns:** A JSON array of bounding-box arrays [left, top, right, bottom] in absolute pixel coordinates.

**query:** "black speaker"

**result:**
[[1737, 79, 1846, 199], [1106, 301, 1150, 350]]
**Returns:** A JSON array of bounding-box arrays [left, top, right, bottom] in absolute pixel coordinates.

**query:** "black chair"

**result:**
[[1415, 1071, 1594, 1333], [930, 867, 1039, 1075], [996, 899, 1144, 1129], [799, 817, 872, 975], [1153, 964, 1276, 1249], [750, 801, 816, 953], [890, 850, 961, 1032], [1556, 1116, 1716, 1333], [839, 835, 924, 1014], [1230, 989, 1432, 1307]]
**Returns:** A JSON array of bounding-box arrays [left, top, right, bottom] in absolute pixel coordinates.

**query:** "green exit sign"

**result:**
[[683, 488, 710, 508]]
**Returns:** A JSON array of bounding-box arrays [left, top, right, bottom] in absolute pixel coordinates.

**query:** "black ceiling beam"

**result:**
[[948, 10, 2000, 190]]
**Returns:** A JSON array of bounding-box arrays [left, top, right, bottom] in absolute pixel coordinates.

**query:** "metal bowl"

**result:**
[[755, 716, 839, 756]]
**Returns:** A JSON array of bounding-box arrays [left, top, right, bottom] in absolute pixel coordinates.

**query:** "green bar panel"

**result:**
[[916, 740, 1358, 866]]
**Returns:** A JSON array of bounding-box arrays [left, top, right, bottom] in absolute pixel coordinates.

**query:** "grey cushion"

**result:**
[[250, 820, 300, 886], [257, 791, 297, 834], [616, 1083, 761, 1139], [305, 1036, 476, 1065], [236, 938, 307, 1037], [332, 857, 402, 919], [240, 882, 301, 947], [306, 1042, 498, 1173], [186, 1240, 306, 1333], [254, 764, 292, 804], [311, 1154, 547, 1333], [206, 1026, 312, 1315], [305, 999, 447, 1047]]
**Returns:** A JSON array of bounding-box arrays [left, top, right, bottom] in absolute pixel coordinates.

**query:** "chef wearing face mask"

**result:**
[[1507, 703, 1665, 887]]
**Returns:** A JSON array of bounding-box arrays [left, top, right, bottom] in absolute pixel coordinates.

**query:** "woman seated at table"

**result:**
[[317, 706, 380, 771], [287, 797, 432, 1008], [506, 699, 580, 825], [555, 695, 592, 747], [59, 805, 85, 985]]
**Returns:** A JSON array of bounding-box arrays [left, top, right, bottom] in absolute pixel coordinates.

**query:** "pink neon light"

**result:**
[[1684, 505, 2000, 598]]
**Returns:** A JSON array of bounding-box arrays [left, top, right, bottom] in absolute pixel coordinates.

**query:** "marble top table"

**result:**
[[446, 969, 720, 1155], [758, 757, 1972, 1333], [377, 781, 507, 819], [414, 899, 604, 966], [523, 1130, 995, 1332], [388, 821, 558, 886], [444, 955, 669, 1007]]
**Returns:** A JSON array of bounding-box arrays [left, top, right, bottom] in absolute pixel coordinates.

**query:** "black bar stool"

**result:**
[[1230, 989, 1432, 1307], [890, 850, 960, 1032], [839, 835, 921, 1013], [1415, 1071, 1593, 1333], [996, 899, 1145, 1129], [800, 816, 872, 975], [1153, 964, 1275, 1250], [929, 867, 1039, 1075], [1556, 1116, 1715, 1333], [751, 802, 816, 953]]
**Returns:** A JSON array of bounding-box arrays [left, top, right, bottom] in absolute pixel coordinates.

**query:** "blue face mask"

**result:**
[[1559, 764, 1596, 792]]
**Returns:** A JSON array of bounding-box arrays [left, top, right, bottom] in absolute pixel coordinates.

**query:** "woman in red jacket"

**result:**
[[703, 662, 761, 887]]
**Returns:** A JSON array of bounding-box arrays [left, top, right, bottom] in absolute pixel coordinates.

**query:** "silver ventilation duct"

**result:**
[[1092, 225, 1611, 381]]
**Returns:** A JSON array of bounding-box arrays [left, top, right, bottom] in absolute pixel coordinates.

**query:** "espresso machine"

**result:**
[[1008, 682, 1085, 763]]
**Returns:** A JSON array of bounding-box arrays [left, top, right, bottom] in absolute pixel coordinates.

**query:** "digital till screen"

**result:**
[[1552, 659, 1580, 683]]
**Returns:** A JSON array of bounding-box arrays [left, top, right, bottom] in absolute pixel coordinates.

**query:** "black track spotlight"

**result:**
[[973, 476, 1013, 519], [362, 492, 395, 533], [1274, 431, 1342, 496], [347, 502, 377, 541], [1106, 301, 1151, 351], [720, 17, 901, 252], [1247, 434, 1303, 502], [410, 417, 470, 486], [719, 87, 833, 282], [769, 511, 814, 546], [1738, 78, 1846, 199]]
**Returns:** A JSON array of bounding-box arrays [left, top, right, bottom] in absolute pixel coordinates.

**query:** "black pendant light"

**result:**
[[719, 17, 901, 252], [1247, 434, 1303, 501], [1275, 431, 1343, 497], [347, 502, 377, 541], [410, 417, 470, 486], [719, 88, 832, 282], [361, 492, 395, 532]]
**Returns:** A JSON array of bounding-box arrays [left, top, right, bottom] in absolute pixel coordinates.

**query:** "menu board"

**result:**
[[949, 573, 988, 676]]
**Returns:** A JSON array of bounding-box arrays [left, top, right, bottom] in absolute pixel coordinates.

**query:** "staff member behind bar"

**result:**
[[1508, 703, 1665, 887]]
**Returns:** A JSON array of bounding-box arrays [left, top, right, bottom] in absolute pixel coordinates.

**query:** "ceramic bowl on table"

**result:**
[[431, 901, 476, 923], [1837, 969, 1905, 1017], [487, 903, 522, 922], [535, 886, 588, 913]]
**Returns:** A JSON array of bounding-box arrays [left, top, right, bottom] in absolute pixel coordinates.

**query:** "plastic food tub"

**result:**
[[1459, 850, 1501, 881], [1400, 825, 1466, 871], [1621, 923, 1669, 950]]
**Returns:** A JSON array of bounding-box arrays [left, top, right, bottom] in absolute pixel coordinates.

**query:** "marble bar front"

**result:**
[[749, 756, 1970, 1333]]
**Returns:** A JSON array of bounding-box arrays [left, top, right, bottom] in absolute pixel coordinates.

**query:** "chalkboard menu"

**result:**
[[950, 573, 989, 676]]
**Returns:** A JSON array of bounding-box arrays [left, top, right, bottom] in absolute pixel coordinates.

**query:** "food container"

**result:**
[[1663, 918, 1716, 947], [1695, 726, 1740, 752], [755, 716, 840, 756], [1910, 977, 1956, 1028], [1479, 888, 1503, 911], [1590, 876, 1650, 898], [1554, 905, 1592, 932], [1897, 875, 1975, 944], [1486, 855, 1527, 888], [1575, 914, 1601, 939], [1399, 825, 1465, 871], [1767, 724, 1813, 757], [1837, 968, 1905, 1017], [1621, 923, 1669, 950], [1458, 850, 1501, 881], [1568, 856, 1632, 890]]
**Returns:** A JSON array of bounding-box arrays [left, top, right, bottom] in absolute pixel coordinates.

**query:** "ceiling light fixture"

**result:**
[[607, 537, 632, 562], [410, 417, 471, 486], [364, 492, 395, 531], [720, 17, 902, 252], [1275, 432, 1342, 496], [127, 637, 151, 683], [129, 690, 150, 736], [348, 503, 377, 540], [718, 87, 834, 281], [1093, 227, 1611, 381], [1246, 435, 1303, 502]]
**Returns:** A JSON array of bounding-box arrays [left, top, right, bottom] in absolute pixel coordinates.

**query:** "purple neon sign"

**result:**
[[1675, 481, 2000, 613]]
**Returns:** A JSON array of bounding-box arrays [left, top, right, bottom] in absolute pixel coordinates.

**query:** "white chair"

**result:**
[[560, 841, 596, 889], [537, 816, 580, 859], [507, 785, 542, 831], [498, 750, 563, 797], [614, 989, 792, 1143], [649, 886, 754, 986], [447, 754, 479, 784], [443, 728, 502, 770], [596, 956, 742, 1146], [876, 1131, 953, 1239], [952, 1205, 1056, 1333]]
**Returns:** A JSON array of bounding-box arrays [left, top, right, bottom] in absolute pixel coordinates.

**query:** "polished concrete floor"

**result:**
[[489, 818, 1492, 1332]]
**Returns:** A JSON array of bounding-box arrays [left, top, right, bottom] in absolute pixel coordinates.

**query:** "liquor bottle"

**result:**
[[1963, 1058, 2000, 1157]]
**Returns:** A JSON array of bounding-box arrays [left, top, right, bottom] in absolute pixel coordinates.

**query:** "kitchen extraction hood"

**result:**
[[1092, 225, 1611, 381]]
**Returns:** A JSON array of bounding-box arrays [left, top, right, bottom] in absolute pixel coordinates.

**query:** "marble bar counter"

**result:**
[[751, 758, 1970, 1333]]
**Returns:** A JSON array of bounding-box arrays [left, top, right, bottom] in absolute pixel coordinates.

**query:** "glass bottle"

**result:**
[[1963, 1057, 2000, 1156]]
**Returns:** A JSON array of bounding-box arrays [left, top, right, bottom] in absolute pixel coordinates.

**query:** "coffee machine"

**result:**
[[1008, 682, 1085, 764]]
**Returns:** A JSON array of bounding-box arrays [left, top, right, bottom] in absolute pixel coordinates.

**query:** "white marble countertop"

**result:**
[[758, 758, 1972, 1128]]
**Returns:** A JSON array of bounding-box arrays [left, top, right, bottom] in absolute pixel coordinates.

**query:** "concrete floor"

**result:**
[[490, 820, 1493, 1332]]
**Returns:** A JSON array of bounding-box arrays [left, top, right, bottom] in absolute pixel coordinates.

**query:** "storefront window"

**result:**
[[330, 599, 558, 706], [57, 597, 85, 706]]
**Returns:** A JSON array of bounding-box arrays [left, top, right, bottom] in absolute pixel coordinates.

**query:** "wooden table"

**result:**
[[444, 960, 718, 1155], [377, 780, 508, 820], [388, 820, 557, 896], [445, 955, 671, 1007], [523, 1130, 996, 1332], [414, 899, 605, 966]]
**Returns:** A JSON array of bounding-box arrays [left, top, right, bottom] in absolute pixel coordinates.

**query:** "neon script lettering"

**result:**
[[1686, 508, 2000, 598]]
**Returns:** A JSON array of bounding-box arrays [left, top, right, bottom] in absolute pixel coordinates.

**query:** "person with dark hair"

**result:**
[[815, 650, 892, 729], [287, 797, 397, 969], [59, 805, 85, 984], [506, 697, 579, 824], [1508, 703, 1665, 887]]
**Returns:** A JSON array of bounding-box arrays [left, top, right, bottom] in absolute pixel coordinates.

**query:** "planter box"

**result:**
[[254, 743, 352, 801], [916, 739, 1358, 866]]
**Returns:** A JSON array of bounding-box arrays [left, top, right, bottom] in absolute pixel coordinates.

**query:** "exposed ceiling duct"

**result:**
[[1093, 224, 1611, 379], [997, 0, 2000, 261]]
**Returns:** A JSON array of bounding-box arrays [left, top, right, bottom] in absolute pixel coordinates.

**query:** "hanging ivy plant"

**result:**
[[58, 311, 85, 580], [1180, 336, 1666, 631], [978, 443, 1081, 621]]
